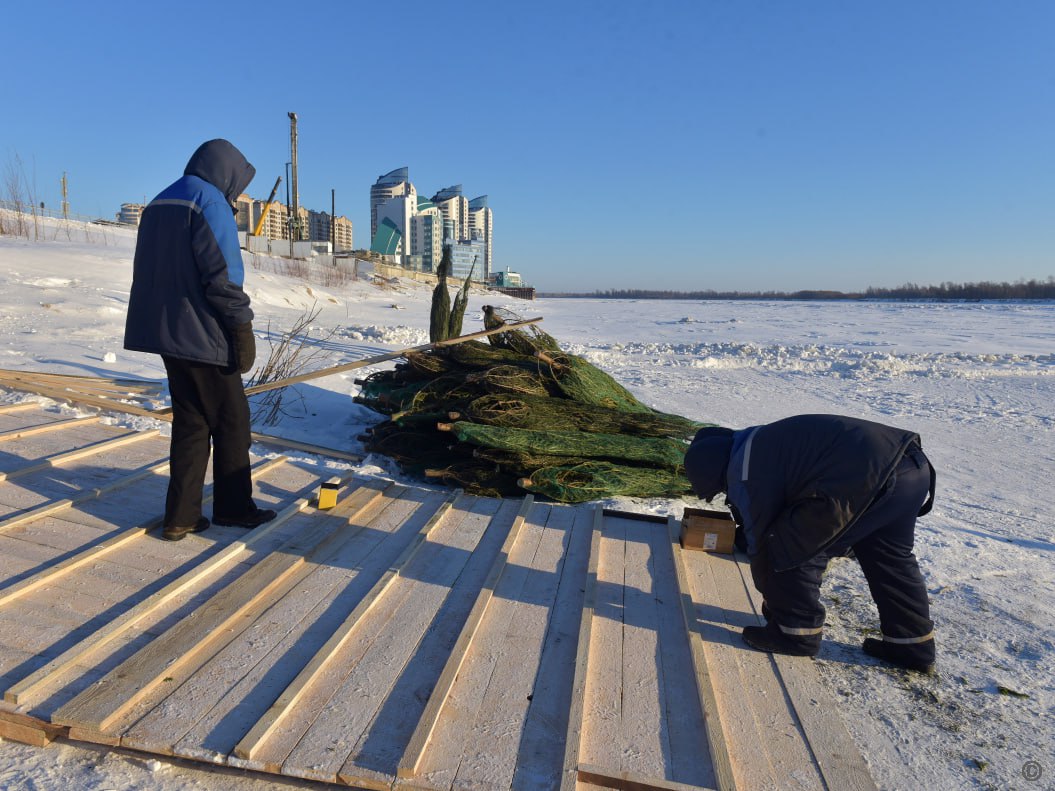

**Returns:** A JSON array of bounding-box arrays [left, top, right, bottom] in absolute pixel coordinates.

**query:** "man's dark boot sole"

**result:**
[[213, 509, 277, 529], [742, 625, 819, 657], [161, 516, 210, 542], [862, 637, 936, 674]]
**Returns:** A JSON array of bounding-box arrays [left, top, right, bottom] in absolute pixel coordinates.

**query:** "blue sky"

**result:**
[[4, 1, 1053, 292]]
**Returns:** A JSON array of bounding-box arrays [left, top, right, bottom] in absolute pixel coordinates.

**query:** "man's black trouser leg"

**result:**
[[163, 356, 253, 526], [750, 447, 934, 652], [845, 448, 934, 645]]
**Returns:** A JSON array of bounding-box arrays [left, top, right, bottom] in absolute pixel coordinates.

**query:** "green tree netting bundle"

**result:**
[[423, 460, 523, 499], [454, 393, 706, 438], [483, 305, 562, 356], [541, 352, 654, 413], [465, 365, 556, 397], [357, 303, 712, 502], [472, 447, 591, 477], [519, 461, 695, 504], [439, 421, 689, 471]]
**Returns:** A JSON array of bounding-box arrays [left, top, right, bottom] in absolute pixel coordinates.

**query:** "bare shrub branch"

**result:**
[[246, 302, 340, 426]]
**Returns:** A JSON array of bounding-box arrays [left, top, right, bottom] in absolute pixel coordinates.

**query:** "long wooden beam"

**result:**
[[0, 428, 160, 484], [396, 493, 535, 778], [240, 317, 544, 397], [0, 458, 170, 533], [3, 475, 374, 707], [0, 377, 160, 419], [0, 402, 37, 415], [0, 456, 288, 606], [0, 318, 543, 426], [560, 505, 604, 791], [233, 490, 460, 763], [668, 516, 737, 791], [579, 764, 717, 791], [0, 415, 99, 443]]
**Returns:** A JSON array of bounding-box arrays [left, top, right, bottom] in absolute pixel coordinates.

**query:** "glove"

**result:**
[[233, 321, 256, 374]]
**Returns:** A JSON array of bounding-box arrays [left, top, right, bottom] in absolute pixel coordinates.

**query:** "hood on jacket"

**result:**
[[684, 426, 734, 501], [184, 139, 256, 205]]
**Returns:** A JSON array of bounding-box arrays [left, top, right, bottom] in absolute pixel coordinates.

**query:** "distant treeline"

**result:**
[[539, 278, 1055, 301]]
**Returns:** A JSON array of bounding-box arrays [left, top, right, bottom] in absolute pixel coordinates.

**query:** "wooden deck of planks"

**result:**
[[0, 400, 877, 791]]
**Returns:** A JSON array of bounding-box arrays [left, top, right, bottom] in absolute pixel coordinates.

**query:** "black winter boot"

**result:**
[[213, 506, 277, 529], [862, 637, 935, 674], [742, 621, 821, 657], [162, 516, 210, 542]]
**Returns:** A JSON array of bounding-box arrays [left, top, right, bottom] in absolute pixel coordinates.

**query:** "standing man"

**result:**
[[684, 414, 937, 673], [124, 139, 276, 542]]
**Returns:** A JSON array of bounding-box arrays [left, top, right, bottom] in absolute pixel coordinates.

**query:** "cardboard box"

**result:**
[[681, 507, 736, 554]]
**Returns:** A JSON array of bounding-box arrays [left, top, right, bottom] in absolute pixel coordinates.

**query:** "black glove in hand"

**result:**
[[233, 321, 256, 374]]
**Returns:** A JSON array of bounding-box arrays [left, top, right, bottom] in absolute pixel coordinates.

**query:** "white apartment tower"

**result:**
[[431, 185, 470, 244], [370, 167, 416, 242], [469, 195, 493, 280]]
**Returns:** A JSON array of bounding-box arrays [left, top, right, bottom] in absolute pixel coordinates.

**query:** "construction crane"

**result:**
[[252, 176, 283, 237]]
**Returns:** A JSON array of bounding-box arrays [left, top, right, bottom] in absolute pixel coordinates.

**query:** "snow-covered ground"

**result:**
[[0, 218, 1052, 790]]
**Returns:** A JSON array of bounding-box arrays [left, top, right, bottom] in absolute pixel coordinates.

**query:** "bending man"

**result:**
[[684, 414, 937, 673]]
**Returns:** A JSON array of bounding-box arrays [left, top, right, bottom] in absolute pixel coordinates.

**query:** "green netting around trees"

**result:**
[[355, 304, 714, 502]]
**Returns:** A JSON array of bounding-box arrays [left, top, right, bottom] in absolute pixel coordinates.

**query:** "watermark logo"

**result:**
[[1022, 760, 1042, 782]]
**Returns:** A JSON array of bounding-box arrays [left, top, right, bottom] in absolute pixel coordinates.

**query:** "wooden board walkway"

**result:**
[[0, 402, 876, 790]]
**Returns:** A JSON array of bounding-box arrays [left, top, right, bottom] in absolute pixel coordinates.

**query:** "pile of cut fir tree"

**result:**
[[355, 252, 709, 503]]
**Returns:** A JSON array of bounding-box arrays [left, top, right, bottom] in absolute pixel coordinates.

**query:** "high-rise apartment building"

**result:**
[[469, 195, 492, 279], [369, 169, 495, 280], [370, 168, 416, 242], [410, 197, 444, 273], [431, 185, 470, 244]]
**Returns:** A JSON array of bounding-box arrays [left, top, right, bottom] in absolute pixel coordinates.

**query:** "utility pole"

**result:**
[[286, 162, 293, 258], [331, 188, 335, 255], [288, 112, 299, 253], [60, 173, 69, 219]]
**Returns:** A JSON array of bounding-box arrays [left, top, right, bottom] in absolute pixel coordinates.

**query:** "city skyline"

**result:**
[[3, 1, 1053, 292]]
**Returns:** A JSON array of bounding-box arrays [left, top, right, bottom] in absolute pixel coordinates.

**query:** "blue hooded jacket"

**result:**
[[123, 139, 256, 366]]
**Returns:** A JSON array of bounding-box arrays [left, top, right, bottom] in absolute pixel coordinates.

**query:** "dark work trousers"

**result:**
[[751, 446, 934, 642], [162, 356, 253, 527]]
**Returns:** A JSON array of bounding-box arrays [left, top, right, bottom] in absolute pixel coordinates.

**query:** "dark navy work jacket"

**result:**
[[124, 139, 256, 366], [689, 414, 924, 572]]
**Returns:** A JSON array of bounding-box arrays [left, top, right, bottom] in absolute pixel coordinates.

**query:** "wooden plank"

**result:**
[[150, 491, 437, 762], [446, 503, 580, 790], [509, 504, 595, 791], [0, 402, 37, 415], [0, 710, 68, 747], [2, 476, 372, 707], [560, 506, 603, 791], [694, 550, 823, 790], [338, 497, 528, 788], [733, 551, 877, 791], [0, 414, 98, 443], [620, 515, 670, 778], [668, 517, 737, 791], [233, 490, 459, 762], [645, 518, 715, 788], [0, 428, 160, 483], [238, 317, 545, 397], [0, 369, 161, 392], [249, 431, 362, 462], [281, 496, 501, 784], [578, 509, 628, 776], [579, 764, 716, 791], [0, 456, 288, 606], [396, 494, 534, 779], [51, 498, 374, 735], [0, 376, 161, 419], [0, 459, 171, 533]]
